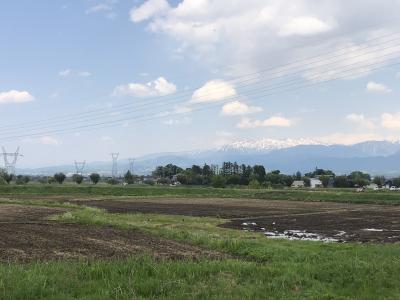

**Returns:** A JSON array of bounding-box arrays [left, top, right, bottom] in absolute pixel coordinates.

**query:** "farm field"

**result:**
[[0, 186, 400, 299]]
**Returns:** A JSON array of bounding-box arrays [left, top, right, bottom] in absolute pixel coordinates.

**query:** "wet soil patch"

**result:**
[[76, 199, 400, 243], [0, 205, 222, 262]]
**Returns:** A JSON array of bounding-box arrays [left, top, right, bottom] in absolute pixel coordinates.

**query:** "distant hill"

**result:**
[[17, 139, 400, 176]]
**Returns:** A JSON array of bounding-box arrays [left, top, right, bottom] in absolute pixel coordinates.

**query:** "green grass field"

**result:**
[[1, 184, 400, 205], [0, 185, 400, 299]]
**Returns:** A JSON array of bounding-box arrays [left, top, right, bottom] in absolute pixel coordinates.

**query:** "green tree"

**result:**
[[211, 175, 226, 188], [53, 173, 66, 184], [72, 174, 84, 184], [334, 176, 349, 188], [124, 170, 135, 184], [249, 179, 261, 189], [15, 175, 30, 185], [89, 173, 100, 185], [392, 177, 400, 188], [373, 176, 385, 187], [320, 175, 330, 188], [253, 165, 266, 183], [0, 169, 13, 184]]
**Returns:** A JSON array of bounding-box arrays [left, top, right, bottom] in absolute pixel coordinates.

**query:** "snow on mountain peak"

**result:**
[[219, 138, 325, 152]]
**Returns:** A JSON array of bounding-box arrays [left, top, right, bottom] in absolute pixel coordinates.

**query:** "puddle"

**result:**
[[362, 228, 384, 232], [241, 221, 342, 243]]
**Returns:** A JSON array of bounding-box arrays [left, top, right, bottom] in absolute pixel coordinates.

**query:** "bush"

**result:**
[[54, 173, 66, 184], [249, 179, 261, 189], [72, 174, 84, 184], [211, 175, 226, 188], [107, 178, 119, 185], [89, 173, 100, 185], [144, 179, 155, 185], [15, 175, 30, 185]]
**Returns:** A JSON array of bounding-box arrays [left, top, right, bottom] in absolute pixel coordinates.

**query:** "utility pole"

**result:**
[[111, 153, 119, 178], [74, 161, 86, 175], [2, 147, 23, 175], [128, 158, 135, 174]]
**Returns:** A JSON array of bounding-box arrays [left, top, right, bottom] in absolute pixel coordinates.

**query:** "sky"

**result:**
[[1, 0, 400, 167]]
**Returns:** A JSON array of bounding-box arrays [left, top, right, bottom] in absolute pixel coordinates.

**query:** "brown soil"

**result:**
[[0, 205, 222, 262], [75, 198, 400, 243]]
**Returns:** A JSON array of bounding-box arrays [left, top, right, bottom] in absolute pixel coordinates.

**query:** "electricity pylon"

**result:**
[[128, 158, 135, 174], [2, 146, 23, 175], [74, 161, 86, 175], [111, 153, 119, 178]]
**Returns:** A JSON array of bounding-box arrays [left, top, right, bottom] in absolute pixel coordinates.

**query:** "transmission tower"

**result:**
[[74, 160, 86, 175], [2, 147, 23, 175], [128, 158, 135, 174], [111, 153, 119, 178]]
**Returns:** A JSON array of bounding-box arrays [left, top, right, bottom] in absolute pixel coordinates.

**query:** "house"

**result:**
[[292, 180, 305, 188], [366, 183, 379, 190], [310, 178, 323, 188]]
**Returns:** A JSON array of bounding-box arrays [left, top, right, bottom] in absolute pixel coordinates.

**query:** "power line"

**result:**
[[0, 31, 400, 133], [0, 40, 399, 139], [0, 54, 399, 143]]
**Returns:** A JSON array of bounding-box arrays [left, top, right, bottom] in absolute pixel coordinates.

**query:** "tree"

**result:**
[[303, 177, 311, 187], [0, 169, 13, 184], [89, 173, 100, 185], [393, 177, 400, 188], [334, 175, 349, 188], [253, 165, 266, 183], [124, 170, 134, 184], [53, 173, 66, 184], [72, 174, 84, 184], [249, 179, 261, 189], [373, 176, 385, 187], [226, 174, 241, 185], [16, 175, 30, 185], [211, 175, 226, 188], [320, 175, 330, 188]]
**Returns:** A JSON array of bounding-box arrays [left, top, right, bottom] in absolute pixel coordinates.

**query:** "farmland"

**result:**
[[0, 185, 400, 299]]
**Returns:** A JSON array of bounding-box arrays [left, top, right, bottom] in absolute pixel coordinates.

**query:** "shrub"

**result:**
[[249, 179, 261, 189], [53, 173, 66, 184], [89, 173, 100, 185], [211, 175, 226, 188]]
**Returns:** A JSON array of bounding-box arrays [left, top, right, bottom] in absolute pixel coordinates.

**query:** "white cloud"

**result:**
[[130, 0, 170, 23], [278, 16, 334, 37], [113, 77, 177, 97], [59, 69, 91, 77], [163, 116, 191, 125], [190, 80, 236, 103], [86, 4, 112, 14], [131, 1, 400, 77], [345, 113, 375, 129], [381, 113, 400, 130], [366, 81, 391, 94], [237, 116, 292, 128], [59, 69, 71, 77], [0, 90, 35, 104], [317, 133, 385, 145], [221, 101, 263, 116], [40, 136, 60, 146], [100, 136, 113, 142], [78, 71, 92, 77]]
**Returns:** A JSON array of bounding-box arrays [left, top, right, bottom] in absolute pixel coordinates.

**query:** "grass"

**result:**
[[1, 193, 400, 299], [1, 184, 400, 205], [46, 207, 400, 299]]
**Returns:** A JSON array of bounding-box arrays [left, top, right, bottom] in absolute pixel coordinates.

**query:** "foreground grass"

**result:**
[[1, 184, 400, 205], [45, 207, 400, 299], [0, 256, 357, 300]]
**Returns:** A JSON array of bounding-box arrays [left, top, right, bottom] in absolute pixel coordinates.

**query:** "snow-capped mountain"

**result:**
[[219, 138, 326, 152], [18, 139, 400, 176]]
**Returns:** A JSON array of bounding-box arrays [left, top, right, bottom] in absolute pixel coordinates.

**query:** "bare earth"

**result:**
[[74, 198, 400, 243], [0, 204, 222, 262]]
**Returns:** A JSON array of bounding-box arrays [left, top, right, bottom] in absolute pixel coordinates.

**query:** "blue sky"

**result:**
[[1, 0, 400, 167]]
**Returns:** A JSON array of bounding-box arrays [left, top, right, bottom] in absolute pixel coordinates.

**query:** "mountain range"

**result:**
[[17, 139, 400, 176]]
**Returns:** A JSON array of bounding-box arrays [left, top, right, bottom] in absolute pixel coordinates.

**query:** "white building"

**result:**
[[310, 178, 323, 188], [292, 180, 305, 188]]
